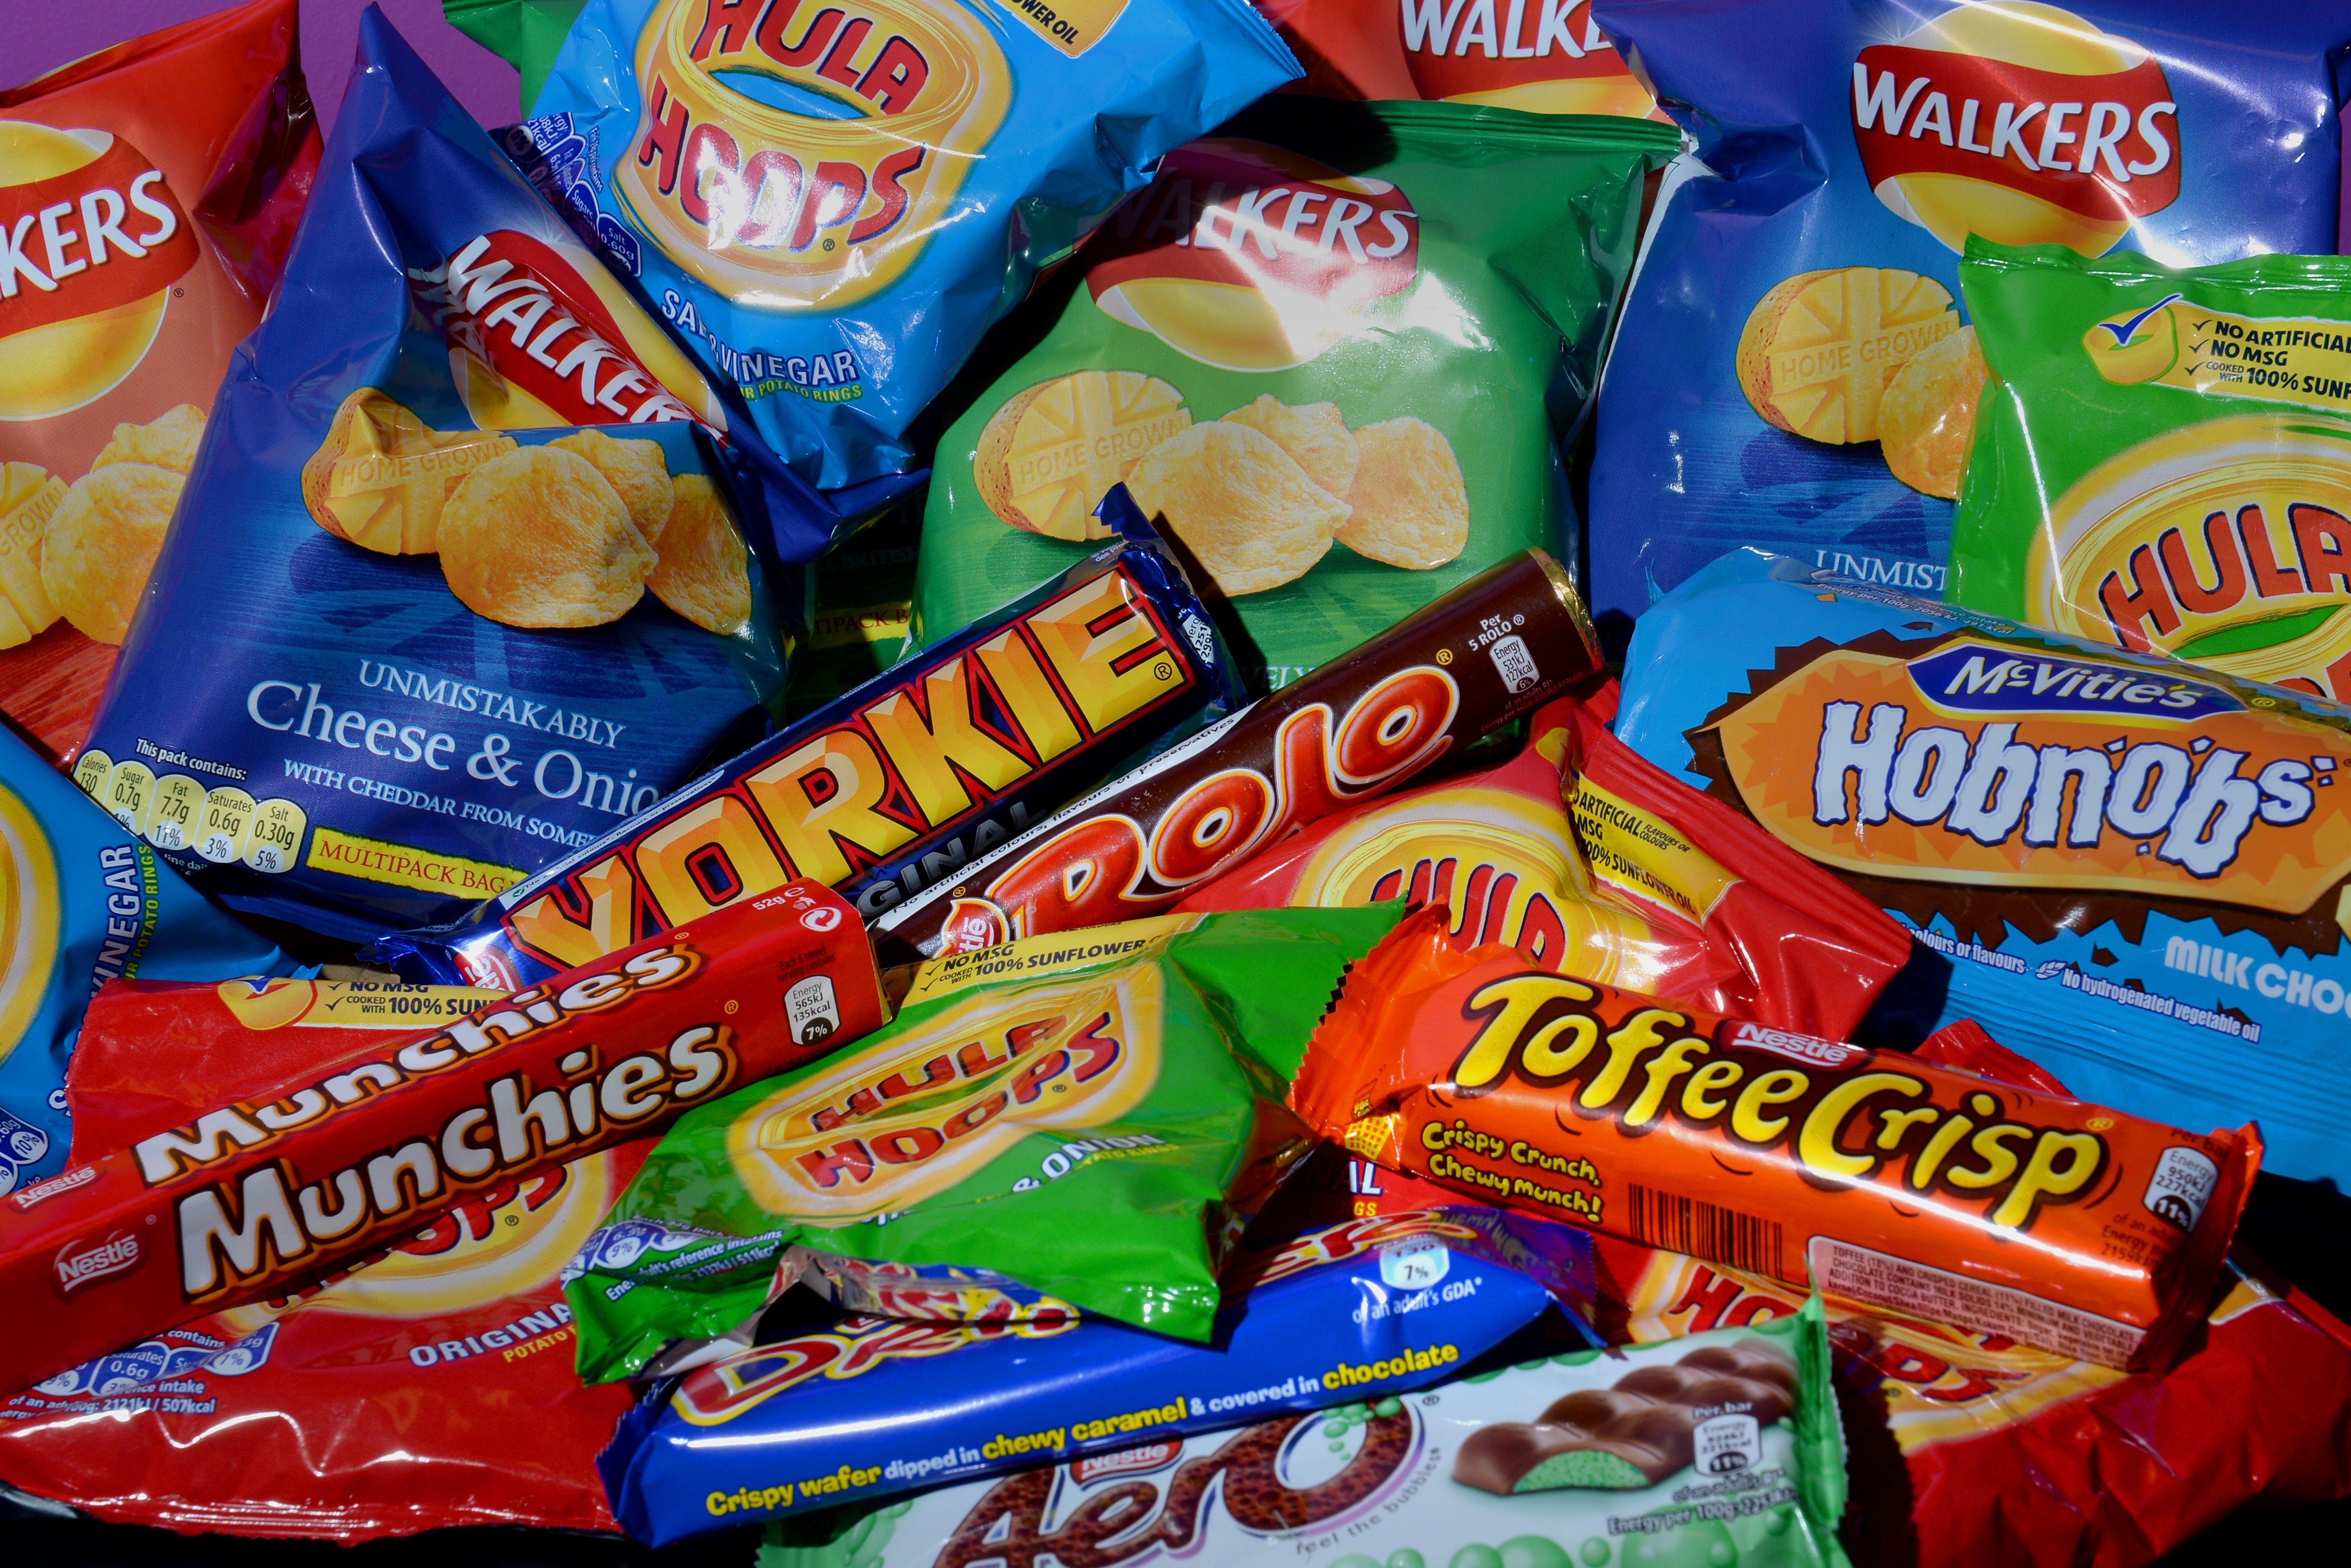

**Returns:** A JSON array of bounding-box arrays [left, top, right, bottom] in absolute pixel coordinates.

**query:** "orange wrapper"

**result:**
[[1291, 905, 2260, 1371]]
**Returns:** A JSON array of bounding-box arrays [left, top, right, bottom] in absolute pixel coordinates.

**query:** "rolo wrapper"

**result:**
[[914, 97, 1674, 689], [754, 1301, 1850, 1568], [1586, 0, 2351, 641], [1615, 548, 2351, 1186], [1292, 902, 2257, 1372], [0, 878, 885, 1397], [1261, 0, 1666, 119], [377, 490, 1239, 989], [507, 0, 1301, 489], [76, 7, 875, 942], [1951, 240, 2351, 704], [0, 0, 319, 760], [564, 903, 1403, 1381]]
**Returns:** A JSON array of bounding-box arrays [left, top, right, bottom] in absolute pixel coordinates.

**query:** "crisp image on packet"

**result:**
[[0, 0, 320, 761], [0, 721, 286, 1195], [756, 1303, 1849, 1568], [1950, 242, 2351, 703], [916, 97, 1674, 689], [565, 904, 1403, 1380], [1613, 548, 2351, 1186], [1584, 0, 2351, 642], [1259, 0, 1665, 118], [74, 10, 855, 940], [505, 0, 1300, 490]]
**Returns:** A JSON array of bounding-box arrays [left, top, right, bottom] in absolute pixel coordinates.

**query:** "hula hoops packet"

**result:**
[[755, 1301, 1850, 1568], [1950, 241, 2351, 703], [74, 8, 890, 943], [1613, 547, 2351, 1185], [599, 1208, 1595, 1546], [1584, 0, 2351, 644], [565, 904, 1403, 1382], [913, 98, 1675, 690], [504, 0, 1301, 491], [374, 490, 1239, 989], [0, 722, 285, 1196]]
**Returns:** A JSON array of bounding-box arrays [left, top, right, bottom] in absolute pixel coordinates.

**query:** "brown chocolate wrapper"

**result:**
[[875, 549, 1602, 961]]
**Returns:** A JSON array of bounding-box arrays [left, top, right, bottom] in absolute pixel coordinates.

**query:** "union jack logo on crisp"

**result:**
[[55, 1230, 141, 1294]]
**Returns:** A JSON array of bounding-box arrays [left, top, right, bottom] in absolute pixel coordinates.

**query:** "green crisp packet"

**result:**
[[443, 0, 585, 112], [1951, 240, 2351, 703], [759, 1299, 1850, 1568], [910, 98, 1675, 692], [565, 905, 1402, 1381]]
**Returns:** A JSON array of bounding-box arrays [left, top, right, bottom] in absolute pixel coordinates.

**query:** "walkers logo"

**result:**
[[1706, 634, 2351, 913], [1852, 2, 2178, 257], [725, 966, 1165, 1217], [1397, 0, 1661, 120], [2026, 413, 2351, 701], [0, 124, 200, 420], [1086, 139, 1420, 372], [54, 1228, 142, 1296], [620, 0, 1012, 308]]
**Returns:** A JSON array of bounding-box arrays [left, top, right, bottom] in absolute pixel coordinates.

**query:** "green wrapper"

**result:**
[[1951, 240, 2351, 702], [443, 0, 585, 112], [757, 1298, 1851, 1568], [566, 905, 1402, 1382], [911, 99, 1676, 692]]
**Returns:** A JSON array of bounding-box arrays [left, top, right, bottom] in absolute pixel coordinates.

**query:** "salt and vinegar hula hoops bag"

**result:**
[[0, 722, 285, 1196], [509, 0, 1302, 490], [1612, 547, 2351, 1187], [914, 97, 1677, 690], [564, 903, 1405, 1382], [1258, 0, 1667, 119], [1950, 241, 2351, 703], [76, 8, 857, 942], [1582, 0, 2351, 646]]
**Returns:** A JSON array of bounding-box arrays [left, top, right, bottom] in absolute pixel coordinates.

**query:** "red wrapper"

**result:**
[[0, 880, 885, 1396]]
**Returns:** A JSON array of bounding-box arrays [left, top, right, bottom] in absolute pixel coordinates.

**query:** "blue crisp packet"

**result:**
[[1583, 0, 2351, 643], [1613, 548, 2350, 1183], [372, 489, 1238, 988], [593, 1209, 1593, 1546], [0, 724, 285, 1194], [78, 8, 907, 942], [512, 0, 1299, 489]]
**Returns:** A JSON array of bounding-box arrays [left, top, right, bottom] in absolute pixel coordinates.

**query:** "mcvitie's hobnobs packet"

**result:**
[[564, 903, 1404, 1381], [1585, 0, 2351, 644], [507, 0, 1301, 490], [1613, 548, 2351, 1187], [376, 489, 1238, 989], [914, 96, 1675, 690], [599, 1208, 1596, 1544]]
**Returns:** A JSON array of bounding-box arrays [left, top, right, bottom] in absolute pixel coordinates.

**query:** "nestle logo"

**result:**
[[55, 1230, 141, 1294], [1073, 1442, 1180, 1485], [1906, 641, 2241, 721], [11, 1165, 95, 1210], [1724, 1021, 1860, 1069]]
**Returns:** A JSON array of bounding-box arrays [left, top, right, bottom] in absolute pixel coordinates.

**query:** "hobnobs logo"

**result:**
[[1852, 2, 2178, 256], [54, 1229, 142, 1295]]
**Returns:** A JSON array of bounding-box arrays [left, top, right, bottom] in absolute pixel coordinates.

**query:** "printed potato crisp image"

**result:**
[[914, 96, 1673, 690]]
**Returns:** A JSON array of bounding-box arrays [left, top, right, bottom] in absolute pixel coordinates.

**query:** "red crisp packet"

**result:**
[[0, 1145, 643, 1540]]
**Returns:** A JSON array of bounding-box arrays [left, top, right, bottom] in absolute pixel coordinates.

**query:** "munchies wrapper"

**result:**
[[1291, 905, 2258, 1372], [1178, 696, 1913, 1038], [565, 904, 1403, 1380], [876, 547, 1604, 963], [0, 879, 885, 1397]]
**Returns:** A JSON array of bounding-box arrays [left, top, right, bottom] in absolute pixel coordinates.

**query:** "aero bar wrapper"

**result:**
[[877, 547, 1604, 962], [1611, 549, 2351, 1187], [0, 880, 884, 1396], [1293, 904, 2257, 1372], [376, 490, 1239, 988], [565, 904, 1404, 1377]]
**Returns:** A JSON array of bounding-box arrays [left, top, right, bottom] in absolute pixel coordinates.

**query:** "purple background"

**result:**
[[5, 0, 522, 137]]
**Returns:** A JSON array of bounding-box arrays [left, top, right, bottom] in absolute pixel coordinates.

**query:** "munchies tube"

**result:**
[[0, 881, 885, 1397], [1291, 907, 2259, 1372], [875, 546, 1605, 960]]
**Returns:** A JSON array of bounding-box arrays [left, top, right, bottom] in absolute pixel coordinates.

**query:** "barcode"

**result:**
[[1626, 1186, 1785, 1279]]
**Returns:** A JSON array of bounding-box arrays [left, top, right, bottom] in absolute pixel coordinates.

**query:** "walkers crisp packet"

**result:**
[[504, 0, 1301, 490], [1259, 0, 1665, 119], [1583, 0, 2351, 644]]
